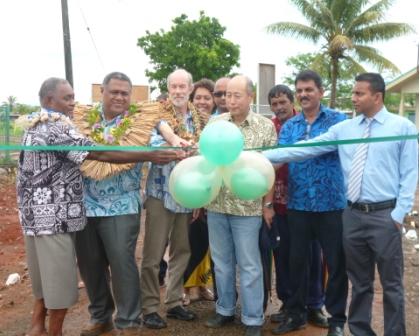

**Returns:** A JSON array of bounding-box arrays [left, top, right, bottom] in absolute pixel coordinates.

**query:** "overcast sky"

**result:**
[[1, 0, 418, 105]]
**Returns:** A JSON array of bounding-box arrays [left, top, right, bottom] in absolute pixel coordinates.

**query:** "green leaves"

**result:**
[[137, 11, 240, 92], [264, 0, 416, 108]]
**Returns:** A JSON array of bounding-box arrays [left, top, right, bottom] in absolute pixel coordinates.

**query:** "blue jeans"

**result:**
[[207, 211, 264, 326]]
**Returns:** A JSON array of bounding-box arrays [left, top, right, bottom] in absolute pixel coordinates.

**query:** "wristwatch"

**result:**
[[264, 202, 274, 209]]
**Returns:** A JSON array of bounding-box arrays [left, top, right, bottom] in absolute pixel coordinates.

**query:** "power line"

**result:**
[[76, 0, 106, 73], [117, 0, 159, 30]]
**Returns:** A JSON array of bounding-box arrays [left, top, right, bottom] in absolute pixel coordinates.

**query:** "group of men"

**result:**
[[17, 66, 417, 336]]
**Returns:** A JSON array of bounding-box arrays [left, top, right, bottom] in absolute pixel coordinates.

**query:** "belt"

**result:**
[[347, 199, 396, 213]]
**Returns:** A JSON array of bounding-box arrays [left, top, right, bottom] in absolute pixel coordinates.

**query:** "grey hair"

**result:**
[[38, 77, 69, 103], [102, 72, 132, 89], [167, 69, 193, 87]]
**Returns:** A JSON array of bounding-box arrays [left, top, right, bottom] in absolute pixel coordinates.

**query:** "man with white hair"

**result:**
[[141, 69, 204, 329]]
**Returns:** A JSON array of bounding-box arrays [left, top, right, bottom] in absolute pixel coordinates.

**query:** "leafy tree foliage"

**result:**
[[265, 0, 416, 108], [2, 96, 17, 112], [13, 104, 40, 115], [137, 11, 240, 92]]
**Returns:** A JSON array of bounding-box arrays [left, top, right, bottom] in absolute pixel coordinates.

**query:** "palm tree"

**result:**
[[264, 0, 416, 108], [2, 95, 18, 112]]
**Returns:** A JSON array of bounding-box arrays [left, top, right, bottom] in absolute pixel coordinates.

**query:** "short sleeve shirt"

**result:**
[[206, 111, 278, 216], [17, 112, 95, 236]]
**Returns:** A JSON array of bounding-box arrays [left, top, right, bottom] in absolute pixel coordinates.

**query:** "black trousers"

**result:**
[[286, 209, 348, 328]]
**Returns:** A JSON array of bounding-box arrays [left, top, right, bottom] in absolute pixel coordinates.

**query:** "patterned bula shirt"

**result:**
[[17, 114, 96, 236], [206, 111, 278, 216]]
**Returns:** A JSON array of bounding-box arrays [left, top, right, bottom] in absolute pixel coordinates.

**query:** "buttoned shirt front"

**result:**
[[264, 107, 418, 223], [206, 110, 278, 216], [278, 105, 348, 212], [17, 109, 95, 235], [146, 110, 195, 213], [83, 107, 143, 217]]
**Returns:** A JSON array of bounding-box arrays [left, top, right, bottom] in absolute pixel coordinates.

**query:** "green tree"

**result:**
[[2, 95, 17, 112], [137, 11, 240, 92], [13, 104, 40, 115], [264, 0, 416, 108], [282, 52, 355, 110]]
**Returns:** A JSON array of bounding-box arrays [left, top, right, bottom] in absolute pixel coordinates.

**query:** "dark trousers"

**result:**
[[343, 207, 405, 336], [75, 213, 142, 330], [272, 214, 324, 309], [287, 210, 348, 328]]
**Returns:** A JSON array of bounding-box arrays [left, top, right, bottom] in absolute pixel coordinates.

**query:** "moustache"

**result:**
[[275, 109, 287, 115]]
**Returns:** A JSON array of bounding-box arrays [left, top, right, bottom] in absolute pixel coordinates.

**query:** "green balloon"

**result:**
[[199, 120, 244, 166], [230, 167, 268, 200], [173, 172, 213, 208]]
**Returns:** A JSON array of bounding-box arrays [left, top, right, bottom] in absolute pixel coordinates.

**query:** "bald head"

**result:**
[[228, 75, 253, 95], [167, 69, 193, 88]]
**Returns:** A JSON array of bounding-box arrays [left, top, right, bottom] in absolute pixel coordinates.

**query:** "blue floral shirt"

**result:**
[[146, 111, 195, 213], [279, 104, 347, 211], [83, 107, 143, 217]]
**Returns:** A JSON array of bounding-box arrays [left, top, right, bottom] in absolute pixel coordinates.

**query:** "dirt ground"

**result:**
[[1, 178, 419, 336]]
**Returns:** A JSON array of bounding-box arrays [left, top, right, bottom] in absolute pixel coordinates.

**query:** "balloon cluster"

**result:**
[[169, 120, 275, 209]]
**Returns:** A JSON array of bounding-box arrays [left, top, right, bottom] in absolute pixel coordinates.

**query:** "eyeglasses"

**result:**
[[213, 91, 227, 98]]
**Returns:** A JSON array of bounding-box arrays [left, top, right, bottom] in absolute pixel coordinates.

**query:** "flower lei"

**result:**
[[27, 109, 74, 128], [87, 103, 138, 145], [165, 100, 205, 142]]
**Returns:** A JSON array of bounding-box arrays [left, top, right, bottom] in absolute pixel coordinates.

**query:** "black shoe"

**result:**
[[244, 326, 262, 336], [307, 309, 329, 328], [205, 313, 235, 328], [143, 312, 167, 329], [271, 317, 306, 335], [327, 325, 344, 336], [166, 305, 197, 321], [270, 306, 288, 323]]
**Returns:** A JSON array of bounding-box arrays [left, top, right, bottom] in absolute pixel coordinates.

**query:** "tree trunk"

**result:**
[[329, 57, 339, 109]]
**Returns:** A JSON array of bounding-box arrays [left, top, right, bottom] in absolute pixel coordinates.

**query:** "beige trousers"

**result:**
[[141, 197, 191, 315]]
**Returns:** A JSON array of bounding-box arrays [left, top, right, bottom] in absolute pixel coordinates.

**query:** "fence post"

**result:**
[[0, 105, 12, 164]]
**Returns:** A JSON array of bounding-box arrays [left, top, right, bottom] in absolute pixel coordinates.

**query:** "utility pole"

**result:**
[[61, 0, 74, 88]]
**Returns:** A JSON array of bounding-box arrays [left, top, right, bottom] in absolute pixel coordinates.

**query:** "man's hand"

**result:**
[[191, 208, 201, 224], [394, 220, 402, 230], [262, 207, 275, 228], [148, 150, 180, 165]]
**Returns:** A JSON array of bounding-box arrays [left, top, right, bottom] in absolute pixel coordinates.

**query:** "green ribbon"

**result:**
[[0, 134, 418, 151]]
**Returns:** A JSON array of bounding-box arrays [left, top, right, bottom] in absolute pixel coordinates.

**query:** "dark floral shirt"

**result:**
[[279, 104, 347, 212], [17, 113, 96, 235]]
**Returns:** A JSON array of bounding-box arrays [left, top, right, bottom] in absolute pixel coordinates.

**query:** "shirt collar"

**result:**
[[357, 106, 388, 125], [226, 109, 254, 126], [296, 103, 326, 122]]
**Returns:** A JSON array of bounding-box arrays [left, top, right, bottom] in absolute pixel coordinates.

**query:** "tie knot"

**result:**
[[365, 117, 373, 125]]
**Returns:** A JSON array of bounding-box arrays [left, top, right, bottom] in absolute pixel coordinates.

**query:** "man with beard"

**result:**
[[268, 70, 348, 336], [141, 69, 203, 330]]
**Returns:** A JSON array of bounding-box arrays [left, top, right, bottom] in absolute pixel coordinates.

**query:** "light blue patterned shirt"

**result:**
[[84, 107, 143, 217], [263, 107, 418, 224], [146, 111, 195, 213]]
